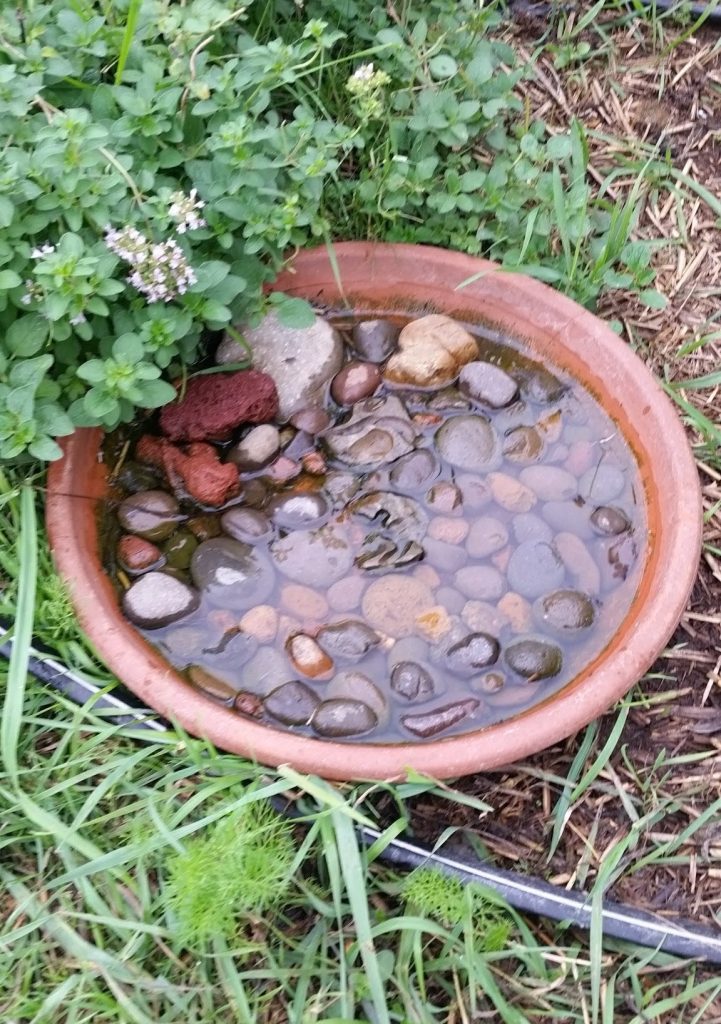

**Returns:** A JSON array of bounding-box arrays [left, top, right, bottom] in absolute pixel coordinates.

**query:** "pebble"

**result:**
[[597, 534, 639, 590], [234, 691, 264, 717], [502, 426, 544, 464], [389, 449, 440, 492], [511, 513, 553, 545], [519, 466, 578, 502], [429, 516, 469, 545], [362, 576, 435, 638], [456, 474, 492, 510], [264, 680, 320, 726], [281, 584, 329, 622], [454, 566, 505, 601], [505, 637, 563, 679], [461, 600, 509, 636], [535, 589, 595, 633], [387, 636, 431, 667], [554, 532, 601, 595], [324, 472, 360, 505], [290, 408, 331, 434], [459, 361, 518, 408], [267, 492, 329, 530], [497, 592, 533, 633], [327, 670, 387, 719], [383, 340, 458, 389], [415, 606, 454, 643], [491, 545, 512, 572], [228, 424, 280, 470], [191, 537, 275, 610], [331, 361, 381, 405], [446, 633, 500, 676], [187, 515, 222, 541], [391, 659, 436, 702], [162, 530, 198, 571], [472, 672, 505, 694], [265, 455, 301, 483], [413, 565, 441, 588], [435, 415, 500, 472], [401, 698, 480, 738], [436, 586, 466, 614], [188, 666, 236, 702], [327, 576, 367, 612], [302, 451, 327, 475], [241, 648, 290, 694], [426, 481, 464, 514], [506, 540, 565, 598], [541, 500, 594, 539], [519, 367, 565, 404], [579, 463, 626, 502], [536, 409, 564, 442], [398, 314, 478, 365], [423, 538, 468, 574], [117, 535, 163, 574], [316, 620, 381, 661], [270, 525, 354, 587], [465, 516, 508, 558], [591, 506, 631, 536], [286, 634, 334, 679], [117, 490, 180, 542], [487, 472, 537, 513], [240, 604, 279, 643], [220, 508, 273, 544], [564, 439, 595, 475], [351, 319, 399, 362], [312, 699, 377, 737], [217, 310, 343, 419], [122, 572, 199, 629]]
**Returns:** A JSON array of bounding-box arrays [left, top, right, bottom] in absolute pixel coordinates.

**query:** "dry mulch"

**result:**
[[406, 14, 721, 930]]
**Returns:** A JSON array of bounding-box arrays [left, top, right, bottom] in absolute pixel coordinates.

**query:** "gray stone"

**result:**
[[391, 661, 435, 701], [389, 449, 440, 493], [117, 490, 180, 542], [270, 525, 354, 587], [423, 537, 468, 573], [435, 586, 466, 615], [541, 500, 594, 539], [267, 491, 329, 530], [240, 647, 290, 695], [401, 698, 480, 738], [217, 310, 343, 420], [505, 637, 563, 679], [264, 680, 320, 725], [590, 506, 631, 536], [316, 620, 381, 661], [350, 319, 399, 363], [534, 589, 595, 633], [459, 360, 518, 408], [435, 415, 500, 472], [323, 472, 360, 504], [520, 466, 578, 502], [312, 699, 377, 737], [322, 416, 415, 468], [579, 463, 626, 503], [465, 516, 508, 558], [122, 571, 199, 629], [227, 424, 280, 470], [511, 513, 553, 545], [191, 537, 275, 610], [220, 508, 272, 544], [454, 566, 505, 601], [445, 632, 500, 676], [506, 540, 565, 598], [327, 670, 387, 719]]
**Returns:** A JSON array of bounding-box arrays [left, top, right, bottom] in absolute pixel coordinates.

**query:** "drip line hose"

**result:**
[[508, 0, 721, 24], [3, 622, 721, 963]]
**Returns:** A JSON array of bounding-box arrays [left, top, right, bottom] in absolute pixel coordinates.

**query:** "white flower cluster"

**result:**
[[168, 188, 206, 234], [346, 63, 391, 119], [105, 226, 197, 303]]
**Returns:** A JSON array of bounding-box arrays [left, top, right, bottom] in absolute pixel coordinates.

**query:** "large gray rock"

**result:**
[[217, 311, 343, 420]]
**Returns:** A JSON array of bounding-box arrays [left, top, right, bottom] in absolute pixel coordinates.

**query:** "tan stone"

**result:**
[[362, 576, 435, 638], [399, 314, 478, 365], [281, 584, 329, 622], [497, 592, 533, 633], [554, 532, 601, 595], [414, 606, 453, 643], [488, 472, 537, 513], [383, 340, 457, 389], [413, 564, 442, 588], [286, 633, 334, 679], [428, 516, 469, 545], [239, 604, 278, 643]]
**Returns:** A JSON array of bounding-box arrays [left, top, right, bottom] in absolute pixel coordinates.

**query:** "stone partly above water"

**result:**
[[117, 489, 180, 542], [264, 680, 320, 725], [190, 537, 275, 610], [459, 361, 518, 409], [435, 415, 500, 472], [401, 698, 480, 738], [270, 524, 354, 587], [122, 571, 199, 629], [312, 698, 378, 737], [505, 637, 563, 679], [217, 311, 343, 420], [350, 319, 399, 363], [535, 589, 595, 633], [316, 620, 381, 661], [383, 314, 478, 388]]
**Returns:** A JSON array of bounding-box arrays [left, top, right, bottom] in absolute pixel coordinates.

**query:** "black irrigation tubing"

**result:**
[[508, 0, 721, 23], [3, 622, 721, 964]]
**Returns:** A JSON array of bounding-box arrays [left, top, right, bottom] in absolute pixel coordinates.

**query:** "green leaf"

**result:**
[[547, 135, 573, 160], [428, 55, 458, 79], [0, 269, 21, 289], [193, 261, 231, 292], [83, 388, 119, 418], [201, 299, 232, 323], [6, 315, 48, 357], [639, 289, 668, 310], [29, 435, 64, 460], [0, 196, 14, 228], [137, 378, 177, 408], [76, 359, 108, 384], [112, 333, 144, 362], [270, 295, 316, 329]]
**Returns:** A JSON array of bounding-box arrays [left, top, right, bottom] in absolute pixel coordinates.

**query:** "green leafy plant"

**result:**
[[164, 800, 296, 945], [403, 867, 513, 952]]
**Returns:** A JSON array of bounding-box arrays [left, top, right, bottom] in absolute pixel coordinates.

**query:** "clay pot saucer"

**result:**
[[46, 243, 702, 781]]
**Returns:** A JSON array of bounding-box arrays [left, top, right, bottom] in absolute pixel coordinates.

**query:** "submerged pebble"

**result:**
[[122, 571, 199, 629]]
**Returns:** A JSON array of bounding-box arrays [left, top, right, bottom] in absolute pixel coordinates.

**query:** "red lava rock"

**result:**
[[136, 435, 240, 507], [117, 534, 163, 573], [159, 370, 279, 442]]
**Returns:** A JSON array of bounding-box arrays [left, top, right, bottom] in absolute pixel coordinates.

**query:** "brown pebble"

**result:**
[[187, 515, 221, 541], [239, 605, 278, 643], [117, 535, 163, 573], [188, 666, 236, 703], [286, 633, 334, 679], [302, 451, 327, 475], [401, 698, 480, 738], [290, 408, 331, 434], [497, 592, 533, 633], [234, 691, 263, 717]]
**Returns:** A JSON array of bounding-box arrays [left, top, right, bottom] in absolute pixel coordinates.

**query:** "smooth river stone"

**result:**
[[327, 670, 387, 719], [188, 666, 235, 703], [122, 571, 199, 629], [591, 506, 631, 536], [518, 367, 566, 404], [428, 516, 469, 545], [117, 535, 163, 574], [399, 314, 478, 365], [330, 361, 381, 405], [519, 466, 578, 502], [461, 600, 509, 636], [436, 586, 466, 615], [312, 699, 377, 737], [435, 415, 500, 472], [383, 341, 457, 389], [240, 604, 278, 643], [227, 424, 280, 470], [239, 647, 289, 695], [446, 633, 500, 676], [162, 530, 197, 570], [535, 589, 595, 633], [505, 637, 563, 679], [217, 310, 343, 420], [270, 525, 353, 587], [554, 532, 601, 595], [221, 508, 272, 544], [511, 513, 553, 545], [503, 426, 544, 464], [401, 698, 480, 738], [487, 472, 536, 513], [426, 481, 464, 514], [324, 472, 360, 505], [506, 540, 565, 599], [264, 680, 320, 726], [327, 576, 367, 612], [465, 516, 508, 558], [391, 661, 435, 701], [541, 500, 594, 539], [423, 538, 467, 574], [350, 319, 399, 363], [323, 417, 415, 468], [316, 620, 381, 661], [362, 576, 435, 638], [497, 592, 533, 633], [389, 449, 440, 492], [267, 492, 329, 530], [459, 361, 518, 408], [191, 537, 275, 610], [286, 634, 334, 679], [579, 463, 626, 502], [280, 584, 328, 622], [454, 566, 505, 601], [117, 490, 180, 542], [414, 606, 454, 643]]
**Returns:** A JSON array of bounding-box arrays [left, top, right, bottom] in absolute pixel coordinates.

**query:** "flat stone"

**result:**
[[541, 500, 594, 539], [327, 576, 367, 612], [221, 508, 273, 544], [506, 540, 565, 598], [349, 491, 428, 544], [122, 571, 199, 629], [316, 620, 381, 661], [401, 698, 480, 738], [487, 472, 536, 513], [312, 699, 377, 737], [436, 586, 466, 614], [264, 680, 320, 725], [280, 584, 329, 622], [505, 637, 563, 679], [362, 576, 435, 638], [454, 566, 505, 601], [399, 314, 478, 365], [117, 535, 163, 574], [465, 516, 508, 558], [446, 633, 500, 676], [351, 319, 400, 362], [435, 415, 500, 472], [187, 666, 235, 702], [429, 516, 469, 545], [391, 661, 435, 701], [240, 604, 278, 643], [270, 525, 354, 587], [511, 513, 553, 545], [534, 589, 595, 633], [267, 491, 329, 530], [323, 417, 415, 468], [383, 340, 457, 389], [217, 310, 343, 420], [519, 466, 578, 502], [191, 537, 275, 610], [290, 408, 331, 434], [117, 490, 180, 542], [389, 449, 440, 493], [423, 537, 468, 573], [579, 463, 626, 503], [554, 532, 601, 595], [518, 367, 566, 405], [327, 670, 387, 719], [455, 474, 492, 510], [241, 647, 290, 695], [459, 361, 518, 408]]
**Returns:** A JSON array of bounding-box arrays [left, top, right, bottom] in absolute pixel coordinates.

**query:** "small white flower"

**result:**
[[70, 312, 87, 325], [31, 243, 55, 259]]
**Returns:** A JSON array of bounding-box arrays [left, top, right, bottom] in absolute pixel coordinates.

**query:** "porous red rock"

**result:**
[[159, 370, 278, 442], [136, 435, 240, 507]]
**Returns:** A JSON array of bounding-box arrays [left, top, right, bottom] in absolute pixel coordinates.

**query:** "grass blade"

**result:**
[[115, 0, 142, 86]]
